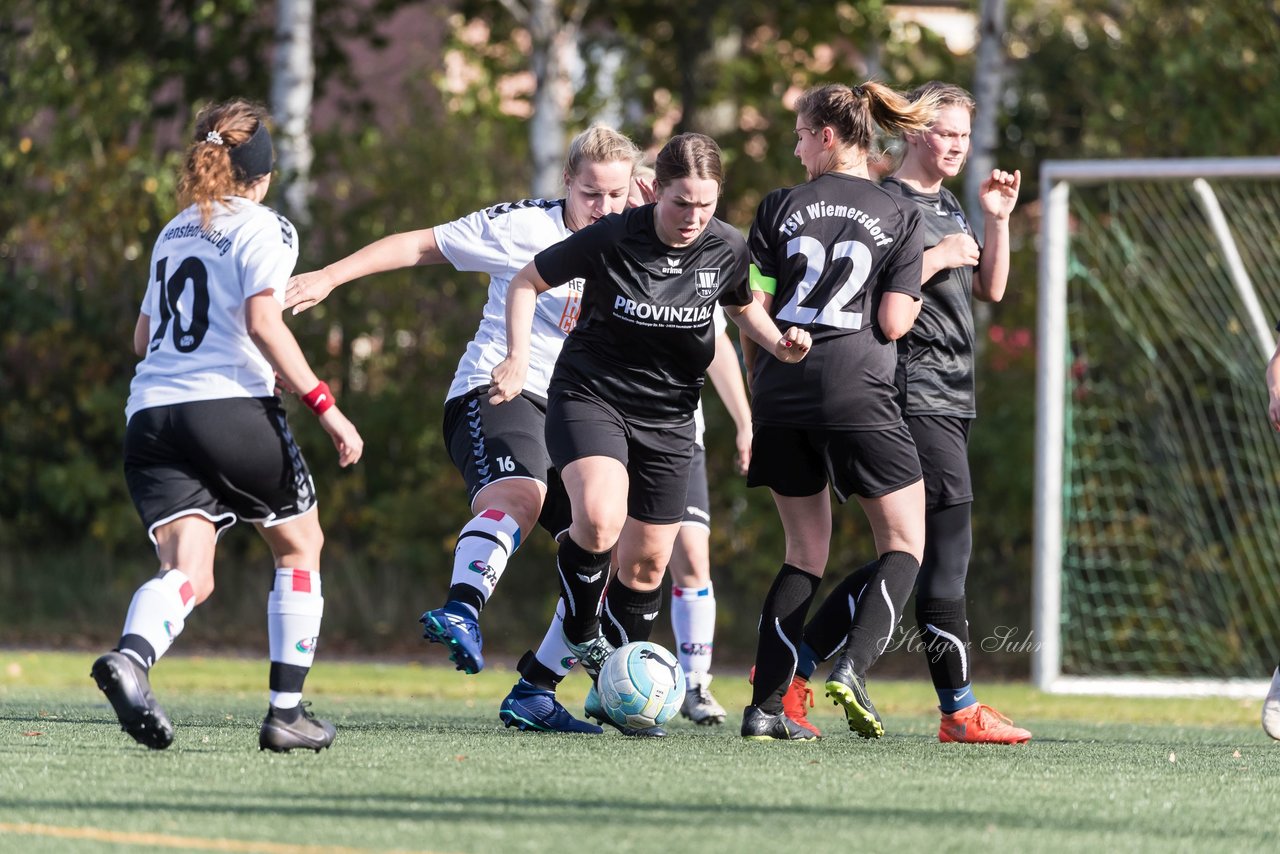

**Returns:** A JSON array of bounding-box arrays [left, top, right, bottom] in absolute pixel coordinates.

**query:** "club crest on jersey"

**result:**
[[694, 267, 720, 297]]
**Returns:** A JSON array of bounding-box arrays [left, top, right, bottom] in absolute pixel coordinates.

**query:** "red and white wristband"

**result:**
[[301, 381, 335, 415]]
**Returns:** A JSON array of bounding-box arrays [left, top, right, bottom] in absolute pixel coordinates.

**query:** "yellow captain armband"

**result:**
[[749, 264, 776, 296]]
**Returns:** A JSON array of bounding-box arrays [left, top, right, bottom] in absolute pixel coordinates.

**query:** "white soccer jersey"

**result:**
[[126, 200, 298, 421], [434, 199, 584, 401], [693, 308, 731, 448]]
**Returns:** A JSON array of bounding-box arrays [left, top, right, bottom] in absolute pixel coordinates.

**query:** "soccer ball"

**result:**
[[597, 641, 686, 730]]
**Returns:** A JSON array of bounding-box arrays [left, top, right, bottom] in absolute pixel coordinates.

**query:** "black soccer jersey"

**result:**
[[748, 172, 924, 429], [534, 205, 751, 428], [881, 177, 979, 418]]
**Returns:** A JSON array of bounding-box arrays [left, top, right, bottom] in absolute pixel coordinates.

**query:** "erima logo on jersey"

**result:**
[[613, 296, 714, 325], [662, 256, 683, 274]]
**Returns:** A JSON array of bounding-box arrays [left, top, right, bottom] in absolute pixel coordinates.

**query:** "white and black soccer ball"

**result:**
[[598, 641, 686, 730]]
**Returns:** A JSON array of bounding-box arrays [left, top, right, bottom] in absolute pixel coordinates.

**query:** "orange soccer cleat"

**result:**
[[780, 675, 821, 738], [938, 702, 1031, 744]]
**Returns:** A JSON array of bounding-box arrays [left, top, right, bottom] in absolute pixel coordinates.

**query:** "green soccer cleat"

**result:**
[[824, 655, 884, 739]]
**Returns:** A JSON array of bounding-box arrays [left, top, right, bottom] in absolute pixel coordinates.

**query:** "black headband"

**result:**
[[230, 122, 273, 181]]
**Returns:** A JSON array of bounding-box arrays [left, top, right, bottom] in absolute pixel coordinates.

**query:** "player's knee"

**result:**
[[185, 573, 215, 604], [571, 524, 620, 554], [475, 481, 543, 532], [784, 542, 829, 574], [622, 558, 666, 590], [570, 508, 626, 553]]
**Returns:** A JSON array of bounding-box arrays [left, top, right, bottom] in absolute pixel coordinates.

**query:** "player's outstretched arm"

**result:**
[[727, 301, 811, 364], [490, 260, 551, 404], [285, 228, 447, 315], [705, 328, 753, 474], [246, 291, 364, 466]]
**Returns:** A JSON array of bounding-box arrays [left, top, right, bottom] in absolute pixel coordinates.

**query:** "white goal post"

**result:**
[[1033, 157, 1280, 698]]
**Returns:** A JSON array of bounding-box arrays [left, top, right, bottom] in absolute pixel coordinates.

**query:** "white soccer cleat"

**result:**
[[1262, 667, 1280, 740], [680, 671, 727, 725]]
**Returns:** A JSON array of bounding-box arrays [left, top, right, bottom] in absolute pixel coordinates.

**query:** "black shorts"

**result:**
[[443, 387, 571, 537], [905, 414, 973, 510], [748, 422, 922, 503], [124, 397, 317, 542], [546, 385, 695, 525], [681, 444, 710, 529]]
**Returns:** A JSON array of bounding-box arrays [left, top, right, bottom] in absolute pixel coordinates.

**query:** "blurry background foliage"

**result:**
[[2, 1, 1278, 670]]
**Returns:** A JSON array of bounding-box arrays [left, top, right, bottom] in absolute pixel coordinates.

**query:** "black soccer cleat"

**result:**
[[91, 651, 175, 750], [824, 655, 884, 739], [258, 703, 336, 753], [740, 704, 819, 741]]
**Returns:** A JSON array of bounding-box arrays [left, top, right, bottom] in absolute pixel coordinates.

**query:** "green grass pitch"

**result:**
[[2, 651, 1276, 853]]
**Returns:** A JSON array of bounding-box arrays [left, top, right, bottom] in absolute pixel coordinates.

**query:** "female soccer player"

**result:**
[[285, 127, 641, 734], [490, 133, 810, 736], [91, 99, 363, 752], [627, 164, 754, 726], [740, 82, 934, 741], [783, 82, 1030, 743]]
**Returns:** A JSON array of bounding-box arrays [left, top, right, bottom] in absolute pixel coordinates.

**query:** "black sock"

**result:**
[[916, 597, 970, 690], [117, 634, 157, 670], [750, 564, 821, 713], [555, 535, 610, 644], [601, 581, 662, 646], [801, 559, 877, 663], [516, 650, 563, 692], [845, 551, 919, 676], [446, 584, 486, 615], [270, 703, 302, 723]]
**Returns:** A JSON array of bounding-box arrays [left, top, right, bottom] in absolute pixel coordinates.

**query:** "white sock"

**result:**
[[450, 509, 522, 611], [119, 569, 196, 668], [671, 583, 716, 676], [267, 568, 324, 709], [534, 599, 576, 677]]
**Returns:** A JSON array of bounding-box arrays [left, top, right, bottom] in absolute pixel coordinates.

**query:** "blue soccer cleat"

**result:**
[[420, 604, 484, 674], [499, 680, 603, 734]]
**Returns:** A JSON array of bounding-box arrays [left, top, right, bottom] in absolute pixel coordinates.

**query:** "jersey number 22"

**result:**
[[774, 236, 872, 330]]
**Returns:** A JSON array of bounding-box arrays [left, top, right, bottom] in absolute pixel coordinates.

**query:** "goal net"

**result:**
[[1033, 158, 1280, 697]]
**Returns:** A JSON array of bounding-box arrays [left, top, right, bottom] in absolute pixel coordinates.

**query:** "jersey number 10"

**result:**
[[149, 256, 211, 354], [775, 236, 872, 330]]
